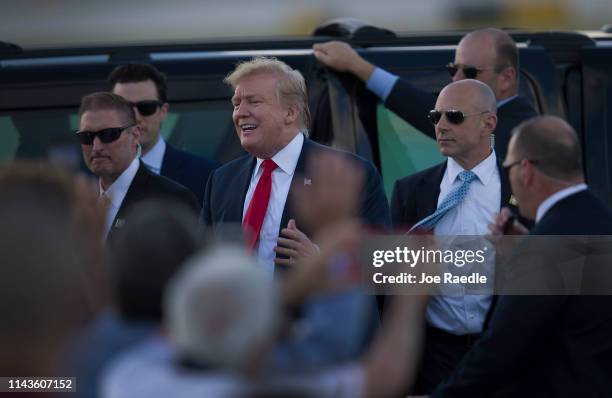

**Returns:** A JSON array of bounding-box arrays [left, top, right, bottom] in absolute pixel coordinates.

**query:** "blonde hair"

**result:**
[[224, 57, 311, 131]]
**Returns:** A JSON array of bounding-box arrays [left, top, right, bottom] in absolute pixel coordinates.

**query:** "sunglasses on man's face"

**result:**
[[428, 109, 488, 125], [76, 124, 135, 145], [446, 62, 503, 79], [128, 100, 163, 116]]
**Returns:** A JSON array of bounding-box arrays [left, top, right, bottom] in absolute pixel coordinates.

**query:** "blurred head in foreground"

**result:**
[[165, 245, 279, 374]]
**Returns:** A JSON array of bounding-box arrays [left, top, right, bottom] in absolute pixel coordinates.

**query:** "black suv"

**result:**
[[1, 21, 611, 203]]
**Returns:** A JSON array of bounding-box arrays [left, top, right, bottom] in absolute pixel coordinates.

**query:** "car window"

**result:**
[[0, 100, 243, 169]]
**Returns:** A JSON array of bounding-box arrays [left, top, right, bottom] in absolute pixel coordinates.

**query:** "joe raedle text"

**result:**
[[372, 272, 487, 285], [370, 246, 490, 288]]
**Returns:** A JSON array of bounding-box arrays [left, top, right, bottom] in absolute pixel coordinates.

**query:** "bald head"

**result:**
[[510, 115, 583, 181], [506, 116, 583, 219], [513, 116, 583, 181], [455, 28, 519, 99], [434, 79, 498, 169], [440, 79, 497, 113], [462, 28, 519, 73]]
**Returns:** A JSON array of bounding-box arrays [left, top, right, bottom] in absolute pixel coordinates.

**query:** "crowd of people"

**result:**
[[2, 27, 611, 398]]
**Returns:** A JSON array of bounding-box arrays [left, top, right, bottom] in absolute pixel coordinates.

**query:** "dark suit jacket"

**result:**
[[107, 161, 199, 243], [384, 78, 537, 161], [202, 136, 390, 240], [160, 144, 219, 206], [433, 190, 612, 398], [390, 159, 513, 231]]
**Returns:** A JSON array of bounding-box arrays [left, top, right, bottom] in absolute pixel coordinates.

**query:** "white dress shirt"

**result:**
[[99, 156, 140, 239], [427, 151, 501, 335], [141, 137, 166, 174], [243, 133, 304, 274], [536, 183, 588, 223]]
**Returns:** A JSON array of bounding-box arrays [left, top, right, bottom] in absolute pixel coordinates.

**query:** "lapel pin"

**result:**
[[304, 178, 312, 186], [114, 218, 125, 228], [509, 195, 518, 206]]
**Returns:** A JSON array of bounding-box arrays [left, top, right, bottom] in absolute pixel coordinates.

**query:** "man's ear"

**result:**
[[522, 159, 535, 186], [498, 66, 517, 94], [285, 103, 299, 125], [159, 102, 169, 122], [481, 113, 498, 136], [131, 124, 142, 145]]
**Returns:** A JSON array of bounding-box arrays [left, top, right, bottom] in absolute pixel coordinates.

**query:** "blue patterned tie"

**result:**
[[409, 170, 477, 233]]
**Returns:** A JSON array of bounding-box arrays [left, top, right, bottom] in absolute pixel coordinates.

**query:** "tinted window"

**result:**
[[0, 100, 243, 168]]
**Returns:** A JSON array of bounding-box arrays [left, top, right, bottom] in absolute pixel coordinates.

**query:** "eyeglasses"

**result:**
[[76, 124, 135, 145], [502, 159, 539, 171], [428, 109, 489, 125], [128, 100, 163, 116], [446, 62, 506, 79]]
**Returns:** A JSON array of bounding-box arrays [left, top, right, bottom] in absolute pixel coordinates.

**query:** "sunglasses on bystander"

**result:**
[[76, 124, 135, 145], [128, 100, 163, 116], [446, 62, 506, 79], [428, 109, 489, 125]]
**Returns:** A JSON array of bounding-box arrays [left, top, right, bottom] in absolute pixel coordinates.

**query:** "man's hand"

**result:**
[[281, 219, 362, 308], [488, 207, 529, 236], [274, 219, 319, 267], [486, 207, 528, 262], [313, 41, 375, 82]]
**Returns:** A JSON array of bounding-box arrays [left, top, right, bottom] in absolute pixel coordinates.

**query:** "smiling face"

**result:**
[[231, 72, 299, 159], [80, 109, 140, 189]]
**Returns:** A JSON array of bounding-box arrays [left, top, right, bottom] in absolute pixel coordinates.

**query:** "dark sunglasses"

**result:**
[[428, 109, 489, 125], [76, 124, 135, 145], [128, 100, 163, 116], [446, 62, 504, 79]]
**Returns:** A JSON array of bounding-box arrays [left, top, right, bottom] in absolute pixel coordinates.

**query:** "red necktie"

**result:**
[[243, 159, 278, 250]]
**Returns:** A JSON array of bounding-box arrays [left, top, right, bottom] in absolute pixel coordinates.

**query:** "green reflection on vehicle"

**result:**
[[0, 117, 20, 166], [377, 106, 444, 200]]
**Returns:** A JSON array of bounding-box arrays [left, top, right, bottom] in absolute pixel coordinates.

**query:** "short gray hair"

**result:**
[[165, 245, 279, 370], [225, 57, 311, 130], [511, 115, 583, 180]]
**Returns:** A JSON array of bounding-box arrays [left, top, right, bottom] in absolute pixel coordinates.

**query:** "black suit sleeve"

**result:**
[[201, 169, 216, 227], [360, 160, 391, 230], [181, 189, 200, 215], [390, 179, 405, 229], [384, 78, 437, 140], [432, 295, 565, 397]]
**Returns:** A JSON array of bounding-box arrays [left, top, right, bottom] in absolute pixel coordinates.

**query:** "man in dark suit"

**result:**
[[202, 56, 390, 273], [432, 116, 612, 397], [109, 64, 219, 205], [313, 28, 537, 161], [389, 79, 512, 394], [77, 92, 199, 243]]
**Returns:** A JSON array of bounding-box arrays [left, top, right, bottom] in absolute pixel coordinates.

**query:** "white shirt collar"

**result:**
[[536, 183, 588, 223], [497, 95, 518, 108], [141, 137, 166, 174], [253, 132, 304, 177], [99, 155, 141, 208], [446, 150, 497, 186]]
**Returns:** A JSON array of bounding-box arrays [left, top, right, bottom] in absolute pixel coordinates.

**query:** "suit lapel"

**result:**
[[226, 156, 257, 223], [417, 162, 446, 220], [107, 162, 149, 241], [160, 144, 179, 176], [280, 137, 311, 234]]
